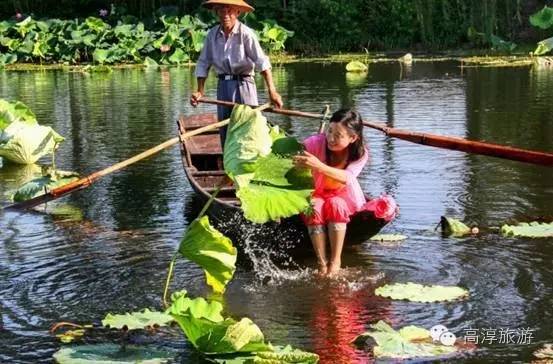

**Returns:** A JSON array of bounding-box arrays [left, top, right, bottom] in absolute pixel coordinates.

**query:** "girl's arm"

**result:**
[[293, 151, 348, 184], [293, 148, 369, 185]]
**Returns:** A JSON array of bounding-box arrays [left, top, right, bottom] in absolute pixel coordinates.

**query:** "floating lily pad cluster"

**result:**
[[0, 15, 293, 67]]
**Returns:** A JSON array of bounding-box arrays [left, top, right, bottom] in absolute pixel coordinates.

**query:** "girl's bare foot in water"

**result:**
[[326, 260, 341, 277], [316, 260, 328, 277]]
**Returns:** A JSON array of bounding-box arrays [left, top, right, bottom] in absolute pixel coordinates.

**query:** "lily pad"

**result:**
[[102, 309, 173, 330], [345, 60, 368, 72], [354, 321, 457, 359], [375, 282, 469, 302], [440, 216, 471, 237], [501, 221, 553, 238], [369, 234, 407, 242], [53, 344, 174, 363]]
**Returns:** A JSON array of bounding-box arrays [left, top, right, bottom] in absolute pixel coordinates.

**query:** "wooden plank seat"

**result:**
[[181, 114, 218, 130], [187, 134, 222, 155]]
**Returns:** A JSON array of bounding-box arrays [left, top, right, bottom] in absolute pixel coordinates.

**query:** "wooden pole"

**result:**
[[199, 98, 553, 167], [5, 103, 271, 210]]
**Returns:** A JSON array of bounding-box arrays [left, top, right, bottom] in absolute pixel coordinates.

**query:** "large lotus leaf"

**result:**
[[533, 37, 553, 56], [501, 221, 553, 238], [0, 121, 64, 164], [168, 291, 224, 323], [53, 344, 174, 363], [268, 124, 286, 142], [102, 309, 173, 330], [13, 171, 79, 202], [223, 105, 272, 185], [197, 318, 269, 354], [168, 48, 189, 64], [530, 6, 553, 30], [223, 104, 313, 223], [355, 321, 456, 360], [375, 282, 469, 302], [345, 60, 368, 72], [169, 293, 225, 348], [440, 216, 471, 237], [178, 215, 237, 294], [0, 99, 37, 130], [169, 292, 270, 354], [252, 154, 311, 189], [237, 183, 312, 224], [271, 136, 304, 156]]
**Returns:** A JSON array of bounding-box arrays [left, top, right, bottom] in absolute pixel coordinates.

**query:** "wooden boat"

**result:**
[[177, 113, 389, 257]]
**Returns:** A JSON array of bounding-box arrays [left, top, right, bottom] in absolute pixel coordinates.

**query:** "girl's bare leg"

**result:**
[[327, 223, 347, 277], [308, 225, 327, 276]]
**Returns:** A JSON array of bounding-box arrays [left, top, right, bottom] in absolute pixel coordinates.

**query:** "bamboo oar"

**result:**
[[4, 103, 272, 210], [361, 120, 553, 166], [200, 98, 553, 167]]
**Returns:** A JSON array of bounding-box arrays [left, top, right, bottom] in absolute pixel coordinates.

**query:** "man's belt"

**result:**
[[218, 74, 251, 81]]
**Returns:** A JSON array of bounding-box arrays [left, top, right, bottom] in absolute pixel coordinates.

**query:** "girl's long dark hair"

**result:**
[[326, 108, 365, 163]]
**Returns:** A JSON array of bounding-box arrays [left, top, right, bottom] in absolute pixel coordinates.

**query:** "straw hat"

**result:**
[[202, 0, 254, 13]]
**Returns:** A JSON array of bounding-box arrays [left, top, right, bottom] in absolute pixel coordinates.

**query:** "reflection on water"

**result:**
[[0, 62, 552, 363]]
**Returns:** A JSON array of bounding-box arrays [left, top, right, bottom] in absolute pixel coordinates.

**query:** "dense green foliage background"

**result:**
[[1, 0, 552, 53]]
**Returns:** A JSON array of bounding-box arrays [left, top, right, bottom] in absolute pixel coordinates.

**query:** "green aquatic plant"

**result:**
[[257, 19, 294, 53], [533, 37, 553, 56], [345, 60, 368, 72], [224, 105, 313, 223], [178, 215, 237, 294], [353, 321, 457, 359], [530, 6, 553, 30], [530, 6, 553, 56], [168, 291, 271, 354], [12, 170, 79, 202], [375, 282, 469, 302], [0, 99, 64, 164], [440, 216, 471, 237], [0, 13, 291, 66], [501, 221, 553, 238], [102, 309, 174, 330]]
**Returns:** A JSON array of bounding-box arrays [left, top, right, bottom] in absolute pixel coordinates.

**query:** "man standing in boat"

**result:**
[[189, 0, 283, 145]]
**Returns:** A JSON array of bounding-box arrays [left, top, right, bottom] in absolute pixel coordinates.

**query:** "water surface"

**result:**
[[0, 61, 552, 363]]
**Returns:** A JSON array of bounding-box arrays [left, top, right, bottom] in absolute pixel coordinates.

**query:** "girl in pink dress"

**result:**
[[293, 109, 396, 277]]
